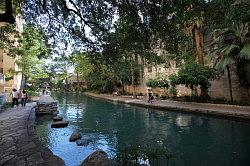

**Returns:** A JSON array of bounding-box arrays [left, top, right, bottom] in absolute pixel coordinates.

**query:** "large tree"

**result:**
[[23, 0, 117, 53], [14, 25, 50, 89], [3, 0, 249, 97]]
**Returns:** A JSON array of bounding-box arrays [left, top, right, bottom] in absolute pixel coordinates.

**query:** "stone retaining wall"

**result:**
[[125, 63, 250, 101], [35, 95, 58, 115]]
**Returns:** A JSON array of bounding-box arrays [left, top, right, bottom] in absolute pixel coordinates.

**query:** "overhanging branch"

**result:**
[[61, 0, 108, 32]]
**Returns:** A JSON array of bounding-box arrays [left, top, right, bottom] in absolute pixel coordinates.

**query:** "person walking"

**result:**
[[11, 88, 19, 107], [21, 90, 28, 107], [147, 87, 153, 103]]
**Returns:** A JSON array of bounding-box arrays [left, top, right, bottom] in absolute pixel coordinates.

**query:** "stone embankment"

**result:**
[[85, 92, 250, 120], [35, 95, 58, 115]]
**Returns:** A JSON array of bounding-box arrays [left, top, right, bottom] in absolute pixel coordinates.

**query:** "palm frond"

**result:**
[[239, 43, 250, 59], [225, 44, 240, 58], [215, 55, 234, 71]]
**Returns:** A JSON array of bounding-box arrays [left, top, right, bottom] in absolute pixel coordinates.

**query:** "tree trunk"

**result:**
[[130, 54, 137, 99], [20, 74, 26, 90], [76, 72, 80, 92], [226, 65, 233, 101], [193, 25, 204, 65], [65, 76, 68, 91], [193, 24, 207, 98], [0, 0, 15, 24], [247, 87, 250, 98]]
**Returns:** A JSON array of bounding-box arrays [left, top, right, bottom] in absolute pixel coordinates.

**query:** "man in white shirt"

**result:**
[[11, 88, 19, 107]]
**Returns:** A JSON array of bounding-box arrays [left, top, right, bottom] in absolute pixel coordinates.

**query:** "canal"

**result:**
[[35, 93, 250, 166]]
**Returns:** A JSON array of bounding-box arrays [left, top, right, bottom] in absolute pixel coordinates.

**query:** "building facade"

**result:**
[[0, 14, 23, 101]]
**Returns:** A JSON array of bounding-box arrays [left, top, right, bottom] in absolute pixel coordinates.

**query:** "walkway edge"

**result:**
[[85, 92, 250, 120], [27, 105, 65, 166]]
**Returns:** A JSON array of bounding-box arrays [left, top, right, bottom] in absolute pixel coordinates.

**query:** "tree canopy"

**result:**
[[1, 0, 249, 95]]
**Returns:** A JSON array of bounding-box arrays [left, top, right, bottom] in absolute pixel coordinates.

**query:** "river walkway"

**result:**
[[86, 93, 250, 120], [0, 102, 64, 166]]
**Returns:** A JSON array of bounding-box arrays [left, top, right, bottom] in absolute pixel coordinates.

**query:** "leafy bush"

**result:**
[[146, 79, 169, 89], [168, 86, 177, 97], [169, 62, 218, 96], [158, 79, 169, 89], [146, 79, 158, 88]]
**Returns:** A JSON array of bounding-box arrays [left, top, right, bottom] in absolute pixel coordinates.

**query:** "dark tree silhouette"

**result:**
[[0, 0, 15, 24]]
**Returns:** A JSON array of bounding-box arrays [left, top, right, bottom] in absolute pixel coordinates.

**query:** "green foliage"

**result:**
[[169, 62, 218, 95], [4, 70, 14, 82], [0, 22, 50, 92], [157, 79, 169, 89], [168, 86, 177, 97], [146, 79, 169, 89], [19, 0, 249, 96], [237, 59, 250, 89], [16, 25, 50, 89], [72, 53, 94, 80], [210, 24, 250, 71], [209, 23, 250, 91], [146, 79, 158, 88], [169, 74, 179, 86], [0, 24, 19, 52]]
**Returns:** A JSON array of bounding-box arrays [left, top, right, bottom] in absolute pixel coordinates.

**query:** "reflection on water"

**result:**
[[35, 93, 250, 166]]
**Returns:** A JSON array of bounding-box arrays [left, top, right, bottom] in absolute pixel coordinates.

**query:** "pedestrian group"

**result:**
[[10, 89, 28, 107]]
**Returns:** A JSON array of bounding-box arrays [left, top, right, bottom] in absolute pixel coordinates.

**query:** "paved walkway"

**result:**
[[0, 103, 64, 166], [86, 93, 250, 120]]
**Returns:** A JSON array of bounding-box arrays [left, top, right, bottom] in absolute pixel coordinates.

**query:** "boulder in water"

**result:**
[[76, 137, 92, 146], [53, 115, 63, 122], [51, 120, 69, 128], [80, 150, 112, 166], [69, 131, 82, 142]]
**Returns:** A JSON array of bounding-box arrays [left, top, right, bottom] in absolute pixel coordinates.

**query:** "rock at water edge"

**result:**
[[69, 131, 82, 142], [51, 120, 69, 128], [53, 115, 63, 122], [80, 150, 112, 166]]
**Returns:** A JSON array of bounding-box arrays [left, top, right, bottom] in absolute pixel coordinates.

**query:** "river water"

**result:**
[[35, 93, 250, 166]]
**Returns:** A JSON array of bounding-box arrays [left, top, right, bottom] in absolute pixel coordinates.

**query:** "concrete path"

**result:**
[[86, 93, 250, 120], [0, 103, 64, 166]]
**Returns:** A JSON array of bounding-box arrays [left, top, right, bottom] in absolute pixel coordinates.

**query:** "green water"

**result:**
[[35, 93, 250, 166]]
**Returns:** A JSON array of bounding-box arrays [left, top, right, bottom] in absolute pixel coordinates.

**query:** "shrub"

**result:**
[[168, 86, 177, 97], [146, 79, 158, 88], [169, 62, 218, 97], [146, 79, 169, 89]]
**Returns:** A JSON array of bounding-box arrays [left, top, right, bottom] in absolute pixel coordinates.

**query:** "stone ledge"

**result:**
[[85, 92, 250, 120]]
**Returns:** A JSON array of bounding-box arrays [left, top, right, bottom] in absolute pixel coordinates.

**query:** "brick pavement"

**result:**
[[0, 103, 64, 166]]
